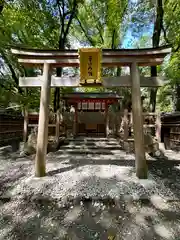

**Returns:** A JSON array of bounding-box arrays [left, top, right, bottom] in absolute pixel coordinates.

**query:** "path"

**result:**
[[0, 137, 180, 239]]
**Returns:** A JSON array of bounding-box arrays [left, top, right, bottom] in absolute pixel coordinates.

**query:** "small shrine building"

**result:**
[[63, 92, 121, 137]]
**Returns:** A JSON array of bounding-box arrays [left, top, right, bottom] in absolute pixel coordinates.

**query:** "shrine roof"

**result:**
[[62, 92, 122, 99]]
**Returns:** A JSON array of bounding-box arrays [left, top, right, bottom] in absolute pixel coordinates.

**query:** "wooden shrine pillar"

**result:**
[[156, 112, 161, 142], [105, 103, 109, 137], [23, 109, 28, 142], [23, 88, 28, 142], [123, 109, 129, 141], [130, 62, 147, 179], [56, 109, 60, 141], [73, 105, 77, 137], [35, 63, 51, 177]]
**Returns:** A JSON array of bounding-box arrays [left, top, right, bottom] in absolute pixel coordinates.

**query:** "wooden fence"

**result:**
[[0, 113, 23, 147], [161, 112, 180, 150], [0, 110, 162, 147]]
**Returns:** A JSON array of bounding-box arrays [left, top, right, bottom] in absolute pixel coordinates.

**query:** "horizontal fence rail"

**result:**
[[0, 113, 23, 146]]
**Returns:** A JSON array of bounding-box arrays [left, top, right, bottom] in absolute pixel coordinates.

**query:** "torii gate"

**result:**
[[11, 45, 171, 179]]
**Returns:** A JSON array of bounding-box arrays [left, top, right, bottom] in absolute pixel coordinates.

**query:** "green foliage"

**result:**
[[72, 0, 128, 48], [157, 84, 173, 112], [0, 0, 179, 113]]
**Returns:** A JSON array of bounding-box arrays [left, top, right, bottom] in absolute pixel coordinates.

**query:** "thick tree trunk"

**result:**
[[149, 66, 158, 112], [174, 84, 180, 111], [53, 47, 63, 112], [149, 0, 163, 112], [53, 0, 78, 112]]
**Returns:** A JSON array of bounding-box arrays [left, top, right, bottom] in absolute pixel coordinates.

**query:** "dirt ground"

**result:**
[[0, 138, 180, 239]]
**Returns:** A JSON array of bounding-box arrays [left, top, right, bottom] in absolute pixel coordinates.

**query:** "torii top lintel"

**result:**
[[11, 45, 171, 67]]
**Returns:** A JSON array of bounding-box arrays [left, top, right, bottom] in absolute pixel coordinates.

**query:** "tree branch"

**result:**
[[56, 0, 63, 22], [111, 29, 116, 49], [162, 24, 170, 44], [0, 0, 5, 14], [56, 0, 65, 48], [63, 0, 77, 41], [1, 52, 23, 94], [62, 0, 65, 16], [96, 24, 104, 44], [174, 44, 180, 52], [75, 15, 95, 46]]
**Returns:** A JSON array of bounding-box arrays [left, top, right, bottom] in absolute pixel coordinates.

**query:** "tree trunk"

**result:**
[[174, 84, 180, 111], [53, 68, 62, 112], [149, 66, 158, 112], [149, 0, 164, 112], [53, 0, 78, 112], [53, 29, 64, 113], [0, 0, 4, 14]]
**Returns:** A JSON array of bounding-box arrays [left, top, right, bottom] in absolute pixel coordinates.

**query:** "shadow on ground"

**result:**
[[1, 138, 180, 239], [0, 177, 180, 240], [47, 151, 180, 199]]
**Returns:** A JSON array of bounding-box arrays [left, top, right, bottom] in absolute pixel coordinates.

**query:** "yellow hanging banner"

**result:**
[[79, 48, 101, 84]]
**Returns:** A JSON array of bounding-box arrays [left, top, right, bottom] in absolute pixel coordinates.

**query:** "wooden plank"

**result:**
[[19, 76, 165, 87], [130, 62, 147, 179], [17, 57, 165, 66], [35, 63, 51, 177], [11, 45, 171, 57], [142, 112, 158, 116], [103, 76, 165, 87], [15, 53, 167, 60], [19, 61, 165, 68], [28, 124, 56, 127], [19, 76, 80, 87]]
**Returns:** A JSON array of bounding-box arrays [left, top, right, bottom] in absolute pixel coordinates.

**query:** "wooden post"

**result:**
[[56, 109, 60, 141], [35, 63, 51, 177], [23, 88, 28, 142], [156, 112, 161, 142], [115, 112, 118, 136], [130, 62, 147, 179], [73, 105, 78, 137], [23, 107, 28, 142], [123, 109, 129, 141], [129, 112, 133, 136], [105, 103, 109, 137]]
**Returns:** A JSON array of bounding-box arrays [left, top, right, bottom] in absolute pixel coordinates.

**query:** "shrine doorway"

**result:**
[[63, 92, 121, 137]]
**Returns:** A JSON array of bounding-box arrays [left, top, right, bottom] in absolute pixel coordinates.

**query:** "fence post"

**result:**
[[156, 112, 161, 142], [56, 109, 60, 141], [23, 89, 28, 142], [123, 109, 129, 141]]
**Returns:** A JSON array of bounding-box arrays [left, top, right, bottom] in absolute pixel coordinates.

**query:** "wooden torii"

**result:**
[[11, 45, 171, 179]]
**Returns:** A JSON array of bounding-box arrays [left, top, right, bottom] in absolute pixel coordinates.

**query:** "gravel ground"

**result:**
[[0, 137, 180, 239]]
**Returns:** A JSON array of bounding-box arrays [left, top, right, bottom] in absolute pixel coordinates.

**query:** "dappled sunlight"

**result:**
[[63, 205, 82, 224], [98, 210, 116, 229], [150, 195, 169, 210], [96, 165, 132, 179], [1, 138, 180, 238], [0, 225, 14, 240], [154, 224, 174, 239], [135, 213, 150, 229], [0, 191, 180, 239]]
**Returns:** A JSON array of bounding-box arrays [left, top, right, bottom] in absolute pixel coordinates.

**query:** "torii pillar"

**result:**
[[130, 62, 147, 179], [35, 63, 51, 177]]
